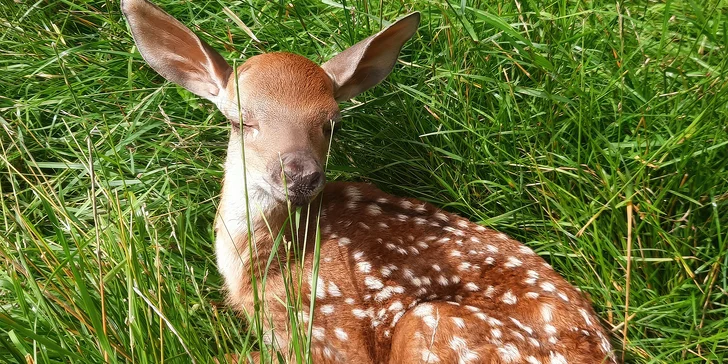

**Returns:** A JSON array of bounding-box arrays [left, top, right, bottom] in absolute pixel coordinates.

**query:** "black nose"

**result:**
[[271, 151, 325, 203]]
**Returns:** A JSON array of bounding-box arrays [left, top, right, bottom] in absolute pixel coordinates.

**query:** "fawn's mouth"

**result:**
[[269, 180, 326, 207]]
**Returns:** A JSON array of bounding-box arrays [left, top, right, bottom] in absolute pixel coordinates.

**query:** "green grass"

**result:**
[[1, 0, 728, 362]]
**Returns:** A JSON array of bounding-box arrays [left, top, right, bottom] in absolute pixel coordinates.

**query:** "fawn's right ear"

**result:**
[[121, 0, 232, 104]]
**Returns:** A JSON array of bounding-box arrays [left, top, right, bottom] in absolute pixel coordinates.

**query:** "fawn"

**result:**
[[122, 0, 617, 362]]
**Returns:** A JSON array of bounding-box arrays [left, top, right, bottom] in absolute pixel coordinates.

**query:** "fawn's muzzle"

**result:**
[[271, 151, 325, 205]]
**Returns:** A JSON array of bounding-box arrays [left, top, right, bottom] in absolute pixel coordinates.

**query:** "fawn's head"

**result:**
[[122, 0, 419, 206]]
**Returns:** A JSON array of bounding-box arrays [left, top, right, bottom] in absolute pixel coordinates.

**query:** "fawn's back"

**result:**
[[121, 0, 617, 362]]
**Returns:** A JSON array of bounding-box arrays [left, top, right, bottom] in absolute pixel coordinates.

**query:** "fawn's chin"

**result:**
[[270, 188, 320, 207]]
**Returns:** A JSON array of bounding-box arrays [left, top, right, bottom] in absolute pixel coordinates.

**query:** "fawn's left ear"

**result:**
[[121, 0, 233, 104], [321, 13, 420, 102]]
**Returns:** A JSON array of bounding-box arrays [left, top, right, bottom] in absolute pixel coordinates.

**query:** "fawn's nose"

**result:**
[[271, 151, 325, 204]]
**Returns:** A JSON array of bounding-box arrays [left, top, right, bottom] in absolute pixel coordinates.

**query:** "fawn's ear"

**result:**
[[321, 12, 420, 102], [121, 0, 233, 103]]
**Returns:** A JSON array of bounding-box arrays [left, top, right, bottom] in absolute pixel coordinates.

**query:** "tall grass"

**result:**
[[1, 0, 727, 362]]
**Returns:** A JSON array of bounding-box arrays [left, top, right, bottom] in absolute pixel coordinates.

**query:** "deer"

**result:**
[[121, 0, 617, 362]]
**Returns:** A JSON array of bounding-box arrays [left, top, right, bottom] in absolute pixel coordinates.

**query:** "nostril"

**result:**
[[305, 171, 324, 189]]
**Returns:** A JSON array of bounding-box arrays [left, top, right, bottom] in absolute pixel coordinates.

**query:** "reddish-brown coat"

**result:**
[[223, 182, 616, 363]]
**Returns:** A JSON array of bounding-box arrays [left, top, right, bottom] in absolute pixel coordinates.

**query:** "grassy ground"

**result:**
[[1, 0, 727, 362]]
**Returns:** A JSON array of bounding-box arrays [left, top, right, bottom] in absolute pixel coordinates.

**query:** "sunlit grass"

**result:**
[[1, 0, 727, 363]]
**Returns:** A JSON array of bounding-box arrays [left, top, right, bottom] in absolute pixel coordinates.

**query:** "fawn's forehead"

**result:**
[[230, 53, 339, 123]]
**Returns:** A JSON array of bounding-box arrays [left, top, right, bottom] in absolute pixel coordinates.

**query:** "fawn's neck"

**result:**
[[215, 136, 320, 310]]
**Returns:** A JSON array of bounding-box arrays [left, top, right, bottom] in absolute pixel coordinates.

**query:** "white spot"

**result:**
[[544, 324, 557, 335], [451, 317, 466, 328], [415, 287, 428, 296], [435, 212, 449, 222], [377, 197, 389, 204], [386, 243, 397, 250], [510, 318, 534, 335], [525, 292, 540, 299], [358, 222, 370, 230], [353, 251, 364, 260], [345, 186, 361, 200], [526, 356, 541, 364], [364, 276, 384, 290], [475, 313, 488, 321], [540, 282, 556, 292], [465, 282, 480, 292], [444, 226, 466, 236], [558, 292, 570, 302], [549, 352, 567, 364], [320, 304, 335, 315], [487, 317, 503, 326], [357, 261, 372, 273], [311, 326, 325, 340], [475, 225, 487, 232], [519, 246, 535, 255], [374, 286, 395, 302], [408, 246, 420, 255], [548, 336, 558, 344], [402, 268, 415, 279], [432, 264, 441, 272], [450, 250, 462, 257], [528, 337, 540, 347], [327, 282, 341, 297], [501, 290, 517, 305], [422, 314, 439, 329], [379, 222, 390, 229], [451, 275, 461, 284], [541, 304, 553, 322], [485, 244, 498, 253], [323, 346, 334, 359], [421, 348, 440, 363], [457, 220, 469, 228], [417, 241, 429, 249], [464, 305, 480, 312], [345, 298, 355, 304], [338, 237, 351, 246], [352, 308, 368, 319], [401, 200, 413, 209], [396, 247, 408, 255], [449, 336, 479, 364], [309, 276, 326, 299], [459, 262, 472, 271], [490, 328, 502, 338], [504, 256, 523, 268], [497, 343, 521, 362], [497, 233, 509, 241], [414, 303, 434, 317], [484, 286, 496, 297], [524, 277, 537, 285], [437, 275, 449, 286], [367, 204, 382, 215], [579, 308, 594, 326], [484, 256, 495, 265], [391, 310, 405, 326], [389, 301, 404, 312]]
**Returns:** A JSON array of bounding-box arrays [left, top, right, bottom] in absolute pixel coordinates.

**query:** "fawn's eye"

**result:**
[[323, 123, 333, 135]]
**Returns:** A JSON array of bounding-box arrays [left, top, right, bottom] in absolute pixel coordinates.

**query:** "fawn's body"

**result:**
[[218, 182, 614, 363], [122, 0, 617, 362]]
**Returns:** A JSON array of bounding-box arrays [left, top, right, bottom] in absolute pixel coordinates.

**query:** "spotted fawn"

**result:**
[[122, 0, 617, 362]]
